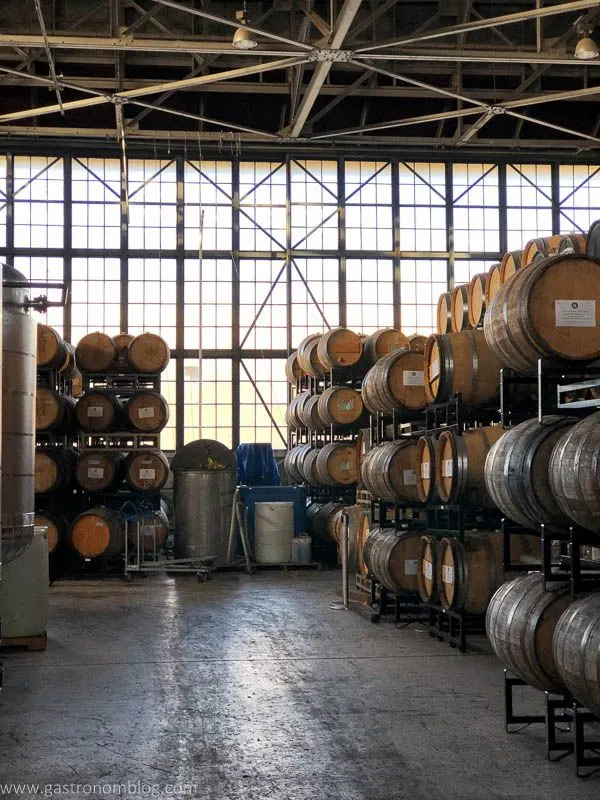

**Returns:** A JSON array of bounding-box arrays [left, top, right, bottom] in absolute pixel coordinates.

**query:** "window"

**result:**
[[506, 164, 552, 251], [559, 165, 600, 234], [184, 160, 232, 251], [127, 159, 176, 250], [291, 160, 338, 250], [453, 163, 500, 253], [291, 258, 339, 344], [400, 259, 447, 335], [240, 162, 286, 251], [240, 359, 287, 447], [14, 156, 64, 248], [345, 161, 393, 251], [399, 162, 446, 252], [184, 358, 232, 447], [72, 158, 121, 249], [14, 256, 65, 333], [239, 259, 287, 349], [71, 257, 121, 343], [128, 258, 177, 348], [346, 258, 394, 332]]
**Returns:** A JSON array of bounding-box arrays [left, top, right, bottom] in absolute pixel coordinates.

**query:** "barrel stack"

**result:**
[[35, 326, 171, 574]]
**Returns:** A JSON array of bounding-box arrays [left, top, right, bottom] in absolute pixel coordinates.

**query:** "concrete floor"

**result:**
[[0, 571, 598, 799]]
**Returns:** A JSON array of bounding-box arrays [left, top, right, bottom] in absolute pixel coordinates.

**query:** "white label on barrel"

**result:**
[[442, 458, 453, 478], [139, 468, 156, 479], [555, 299, 596, 327], [338, 400, 355, 411], [430, 359, 440, 379], [405, 559, 418, 576], [421, 461, 430, 480], [87, 468, 104, 479], [339, 461, 352, 472], [442, 565, 454, 584], [138, 406, 155, 419], [403, 370, 424, 386], [424, 560, 433, 580], [87, 406, 104, 418], [403, 469, 417, 486]]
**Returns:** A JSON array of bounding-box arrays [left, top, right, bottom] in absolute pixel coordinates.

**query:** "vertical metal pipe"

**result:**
[[338, 157, 347, 327], [391, 159, 401, 329], [341, 511, 349, 609], [63, 155, 72, 343], [498, 162, 508, 256], [175, 155, 185, 450], [551, 161, 561, 235], [445, 161, 454, 292]]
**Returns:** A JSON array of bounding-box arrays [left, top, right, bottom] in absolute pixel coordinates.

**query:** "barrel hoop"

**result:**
[[453, 435, 469, 499]]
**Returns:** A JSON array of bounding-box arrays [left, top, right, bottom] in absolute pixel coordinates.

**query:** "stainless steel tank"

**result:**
[[174, 469, 236, 565], [1, 266, 36, 565]]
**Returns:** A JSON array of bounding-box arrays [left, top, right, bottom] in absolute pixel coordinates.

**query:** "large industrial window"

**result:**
[[0, 152, 597, 450]]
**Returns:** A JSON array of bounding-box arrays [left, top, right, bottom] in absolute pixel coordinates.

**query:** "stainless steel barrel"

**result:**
[[2, 266, 36, 564]]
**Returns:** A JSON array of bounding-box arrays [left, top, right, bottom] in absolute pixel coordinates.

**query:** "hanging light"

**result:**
[[232, 4, 258, 50], [574, 25, 599, 60]]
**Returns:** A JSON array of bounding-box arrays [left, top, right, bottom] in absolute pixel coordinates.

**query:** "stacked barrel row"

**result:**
[[35, 326, 171, 563]]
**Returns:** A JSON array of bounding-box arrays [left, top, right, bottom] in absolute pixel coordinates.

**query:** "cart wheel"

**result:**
[[197, 570, 211, 582], [124, 572, 133, 583]]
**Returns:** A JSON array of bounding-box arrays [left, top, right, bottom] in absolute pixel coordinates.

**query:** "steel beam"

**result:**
[[360, 48, 600, 65]]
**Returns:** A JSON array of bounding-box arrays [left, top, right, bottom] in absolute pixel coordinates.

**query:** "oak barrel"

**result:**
[[423, 329, 502, 406], [127, 333, 170, 374], [112, 333, 135, 372], [418, 535, 441, 603], [522, 235, 562, 266], [361, 349, 426, 414], [285, 391, 311, 430], [408, 334, 427, 353], [361, 440, 421, 504], [484, 415, 576, 531], [69, 507, 126, 559], [436, 292, 452, 334], [297, 394, 326, 431], [35, 511, 65, 555], [306, 501, 346, 544], [297, 334, 326, 378], [435, 425, 504, 506], [129, 508, 170, 553], [485, 263, 502, 305], [450, 285, 471, 332], [283, 444, 313, 484], [314, 442, 359, 486], [285, 351, 304, 384], [364, 328, 409, 365], [467, 273, 488, 328], [75, 451, 124, 492], [548, 410, 600, 534], [299, 447, 324, 486], [34, 448, 77, 494], [557, 233, 586, 254], [127, 390, 170, 433], [363, 527, 422, 593], [75, 390, 125, 433], [37, 324, 68, 369], [36, 388, 76, 433], [553, 593, 600, 718], [415, 435, 439, 504], [486, 573, 571, 693], [317, 386, 364, 427], [125, 450, 170, 492], [438, 532, 503, 614], [484, 254, 600, 374], [499, 250, 523, 285], [317, 327, 363, 371], [75, 331, 116, 373]]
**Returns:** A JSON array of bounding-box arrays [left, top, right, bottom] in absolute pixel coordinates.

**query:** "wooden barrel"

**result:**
[[438, 532, 503, 614], [112, 333, 135, 372], [36, 388, 76, 433], [467, 273, 488, 328], [75, 451, 124, 492], [125, 450, 170, 492], [34, 448, 77, 494], [352, 506, 371, 577], [436, 292, 452, 334], [75, 332, 116, 374], [361, 349, 426, 415], [363, 527, 422, 593], [486, 573, 571, 693], [37, 324, 68, 369], [485, 263, 502, 305], [416, 435, 438, 504], [283, 444, 312, 484], [317, 386, 364, 427], [69, 507, 126, 559], [127, 333, 170, 374], [299, 447, 323, 485], [484, 415, 575, 531], [127, 391, 170, 433], [317, 328, 363, 371], [130, 509, 170, 553], [522, 235, 562, 266], [35, 511, 65, 555], [418, 535, 441, 603], [364, 328, 409, 365], [361, 440, 421, 504], [548, 410, 600, 534], [75, 390, 125, 433], [285, 351, 304, 384], [557, 233, 586, 255], [435, 426, 504, 506], [306, 501, 346, 544], [499, 250, 523, 285], [484, 254, 600, 374], [314, 442, 359, 486], [285, 391, 311, 430], [450, 285, 470, 332], [407, 334, 427, 353], [553, 592, 600, 718], [297, 394, 325, 431], [423, 329, 502, 406], [297, 334, 326, 378]]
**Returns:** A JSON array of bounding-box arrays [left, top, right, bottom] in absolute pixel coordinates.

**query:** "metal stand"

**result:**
[[427, 604, 486, 652]]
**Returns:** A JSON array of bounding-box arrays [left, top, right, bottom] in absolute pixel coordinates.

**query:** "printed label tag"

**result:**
[[405, 559, 419, 576], [442, 565, 455, 585], [138, 407, 155, 419], [87, 468, 104, 479], [430, 359, 440, 380], [421, 461, 430, 480], [88, 458, 101, 465], [424, 560, 433, 580], [403, 468, 417, 486], [338, 400, 355, 411], [339, 461, 352, 472], [87, 406, 104, 418], [139, 468, 156, 480], [403, 370, 424, 387], [555, 299, 596, 327], [442, 458, 454, 478]]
